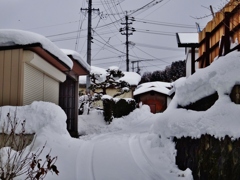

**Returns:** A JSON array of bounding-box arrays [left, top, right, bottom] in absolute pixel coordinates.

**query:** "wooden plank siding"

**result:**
[[136, 91, 167, 114], [197, 1, 240, 68], [0, 49, 23, 106]]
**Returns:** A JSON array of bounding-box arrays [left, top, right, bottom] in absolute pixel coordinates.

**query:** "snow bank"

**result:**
[[174, 51, 240, 106], [0, 29, 73, 69], [153, 50, 240, 139], [0, 101, 69, 135]]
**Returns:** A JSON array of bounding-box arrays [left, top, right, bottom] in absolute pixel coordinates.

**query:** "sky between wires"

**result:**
[[0, 0, 226, 74]]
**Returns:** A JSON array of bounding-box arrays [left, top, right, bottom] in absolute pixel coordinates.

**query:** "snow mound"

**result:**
[[153, 50, 240, 139], [174, 51, 240, 106], [0, 101, 69, 135]]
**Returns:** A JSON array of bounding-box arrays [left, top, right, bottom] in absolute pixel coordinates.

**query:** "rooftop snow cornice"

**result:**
[[0, 29, 73, 69]]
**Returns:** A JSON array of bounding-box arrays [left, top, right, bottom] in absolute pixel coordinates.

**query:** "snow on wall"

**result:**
[[152, 50, 240, 139], [0, 29, 73, 69], [174, 51, 240, 107]]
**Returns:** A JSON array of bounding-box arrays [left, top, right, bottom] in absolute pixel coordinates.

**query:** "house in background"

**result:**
[[79, 66, 141, 108], [133, 82, 172, 114], [176, 32, 199, 77], [0, 29, 90, 137]]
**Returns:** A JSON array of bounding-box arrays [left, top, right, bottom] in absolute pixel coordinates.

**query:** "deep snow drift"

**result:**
[[152, 50, 240, 139], [0, 102, 191, 180]]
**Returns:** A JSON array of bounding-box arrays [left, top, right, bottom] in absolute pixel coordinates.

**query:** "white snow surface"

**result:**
[[2, 50, 240, 179], [178, 33, 198, 44], [0, 102, 192, 180], [61, 49, 91, 72], [0, 101, 68, 135], [79, 66, 141, 86], [134, 81, 172, 96], [153, 50, 240, 139], [0, 29, 73, 69]]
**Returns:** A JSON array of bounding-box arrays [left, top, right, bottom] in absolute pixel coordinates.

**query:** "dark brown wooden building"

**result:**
[[61, 49, 90, 137], [133, 82, 172, 114]]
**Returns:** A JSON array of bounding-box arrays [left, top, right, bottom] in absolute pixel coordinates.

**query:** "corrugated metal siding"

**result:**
[[44, 75, 59, 104], [23, 63, 44, 105], [0, 49, 23, 106], [23, 63, 59, 105]]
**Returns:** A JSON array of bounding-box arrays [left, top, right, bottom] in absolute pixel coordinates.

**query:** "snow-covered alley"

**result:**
[[2, 49, 240, 179], [74, 106, 191, 180]]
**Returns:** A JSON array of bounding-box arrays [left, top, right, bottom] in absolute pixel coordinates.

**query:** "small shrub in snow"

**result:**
[[102, 98, 136, 123], [113, 99, 136, 118], [102, 98, 114, 124]]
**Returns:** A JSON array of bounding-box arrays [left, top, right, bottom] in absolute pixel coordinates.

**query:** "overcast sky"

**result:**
[[0, 0, 227, 74]]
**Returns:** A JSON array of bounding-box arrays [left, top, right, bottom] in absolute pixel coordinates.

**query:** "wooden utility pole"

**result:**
[[120, 13, 135, 72], [81, 0, 99, 92], [131, 59, 153, 74], [86, 0, 92, 92]]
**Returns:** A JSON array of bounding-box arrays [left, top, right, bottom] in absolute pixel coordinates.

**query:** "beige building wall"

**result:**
[[23, 51, 64, 105], [0, 49, 24, 106], [79, 86, 134, 108], [0, 49, 65, 106]]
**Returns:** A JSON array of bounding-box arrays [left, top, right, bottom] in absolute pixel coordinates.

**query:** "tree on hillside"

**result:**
[[139, 60, 186, 83], [139, 72, 151, 84]]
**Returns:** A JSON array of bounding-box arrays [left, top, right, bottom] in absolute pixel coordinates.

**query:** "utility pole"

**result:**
[[131, 61, 141, 74], [131, 59, 154, 74], [120, 13, 135, 72], [81, 0, 99, 93]]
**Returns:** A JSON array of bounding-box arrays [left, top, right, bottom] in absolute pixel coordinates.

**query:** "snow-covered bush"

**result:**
[[113, 99, 136, 118], [102, 98, 114, 124], [102, 97, 136, 124]]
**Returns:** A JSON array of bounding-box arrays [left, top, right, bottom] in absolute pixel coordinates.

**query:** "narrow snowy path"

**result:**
[[75, 107, 192, 180], [76, 132, 164, 180]]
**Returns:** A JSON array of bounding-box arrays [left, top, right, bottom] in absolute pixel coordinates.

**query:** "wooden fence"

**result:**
[[197, 0, 240, 68]]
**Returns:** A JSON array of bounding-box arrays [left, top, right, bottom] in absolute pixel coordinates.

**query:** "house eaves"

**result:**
[[176, 32, 199, 48]]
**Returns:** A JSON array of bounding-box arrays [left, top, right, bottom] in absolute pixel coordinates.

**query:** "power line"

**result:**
[[134, 42, 182, 51], [134, 18, 197, 29]]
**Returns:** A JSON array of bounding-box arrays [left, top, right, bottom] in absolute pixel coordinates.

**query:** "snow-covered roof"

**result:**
[[120, 71, 141, 86], [133, 81, 172, 96], [61, 49, 91, 72], [79, 66, 141, 86], [0, 29, 73, 69], [177, 32, 198, 44]]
